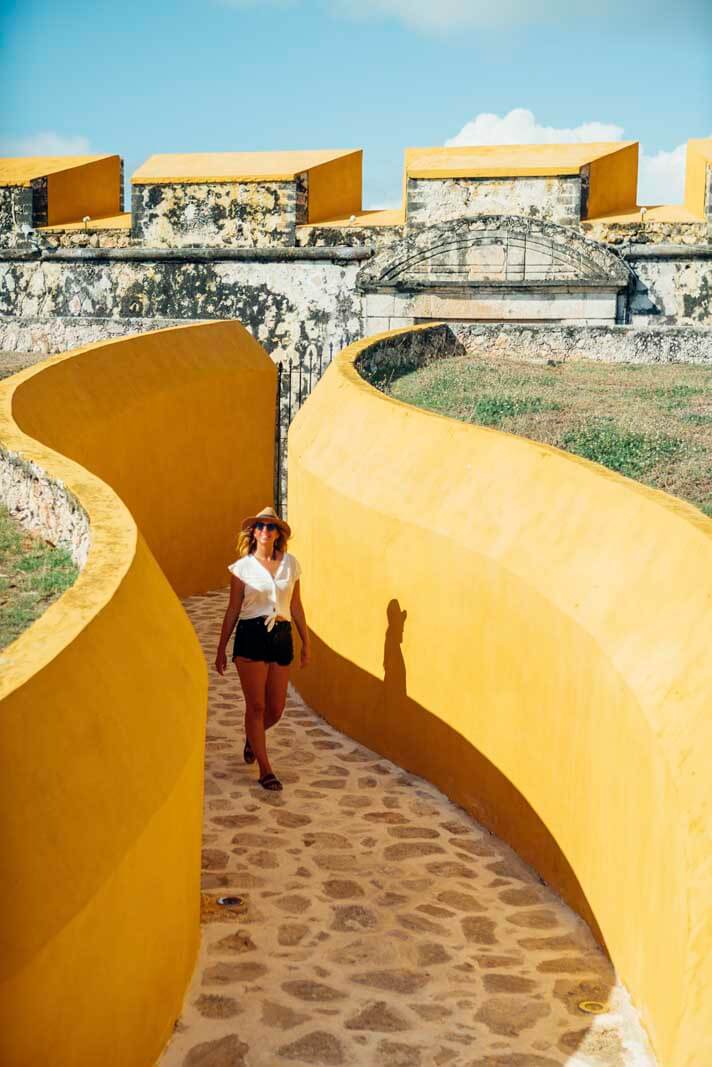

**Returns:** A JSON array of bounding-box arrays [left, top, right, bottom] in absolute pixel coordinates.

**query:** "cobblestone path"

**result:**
[[158, 590, 656, 1067]]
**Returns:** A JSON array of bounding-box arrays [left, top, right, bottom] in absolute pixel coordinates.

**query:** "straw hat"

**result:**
[[241, 506, 291, 539]]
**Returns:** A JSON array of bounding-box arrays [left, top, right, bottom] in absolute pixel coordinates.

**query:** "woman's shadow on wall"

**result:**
[[298, 596, 612, 1061], [302, 596, 606, 954], [383, 598, 408, 711]]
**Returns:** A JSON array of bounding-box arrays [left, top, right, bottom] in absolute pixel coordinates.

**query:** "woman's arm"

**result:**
[[290, 579, 311, 668], [215, 575, 245, 675]]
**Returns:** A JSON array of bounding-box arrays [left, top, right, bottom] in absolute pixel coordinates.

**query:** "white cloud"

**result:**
[[446, 109, 709, 206], [0, 131, 91, 156], [446, 108, 624, 147]]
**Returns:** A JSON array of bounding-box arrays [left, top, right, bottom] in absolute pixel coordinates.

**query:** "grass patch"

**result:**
[[0, 350, 42, 381], [635, 383, 704, 413], [0, 504, 79, 651], [470, 395, 556, 427], [387, 354, 712, 515], [561, 422, 684, 479]]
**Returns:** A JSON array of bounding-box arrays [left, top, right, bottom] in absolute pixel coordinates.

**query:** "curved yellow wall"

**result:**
[[288, 324, 712, 1067], [11, 322, 276, 595], [0, 321, 276, 1067]]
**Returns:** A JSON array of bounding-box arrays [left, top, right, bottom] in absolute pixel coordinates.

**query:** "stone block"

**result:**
[[363, 316, 391, 336], [364, 293, 395, 318]]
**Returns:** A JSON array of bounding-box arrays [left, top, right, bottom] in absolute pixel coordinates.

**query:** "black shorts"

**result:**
[[233, 616, 294, 666]]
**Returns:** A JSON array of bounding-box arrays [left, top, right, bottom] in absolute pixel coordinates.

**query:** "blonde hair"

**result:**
[[237, 524, 288, 560]]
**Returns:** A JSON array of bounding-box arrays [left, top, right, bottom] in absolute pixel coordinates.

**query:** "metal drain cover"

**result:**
[[578, 1000, 608, 1015]]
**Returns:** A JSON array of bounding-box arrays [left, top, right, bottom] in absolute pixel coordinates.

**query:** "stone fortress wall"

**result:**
[[0, 139, 710, 360]]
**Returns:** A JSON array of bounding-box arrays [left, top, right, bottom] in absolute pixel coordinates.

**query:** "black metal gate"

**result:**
[[274, 340, 337, 515]]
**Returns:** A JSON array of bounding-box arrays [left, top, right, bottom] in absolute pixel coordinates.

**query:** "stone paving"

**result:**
[[157, 589, 657, 1067]]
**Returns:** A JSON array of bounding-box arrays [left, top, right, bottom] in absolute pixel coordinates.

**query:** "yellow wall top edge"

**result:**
[[0, 361, 136, 702], [0, 320, 247, 702], [38, 212, 132, 232], [0, 155, 118, 187], [337, 324, 712, 536], [586, 204, 704, 224], [297, 207, 405, 228], [131, 149, 361, 184], [405, 142, 638, 179]]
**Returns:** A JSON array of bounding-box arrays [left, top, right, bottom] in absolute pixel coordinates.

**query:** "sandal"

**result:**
[[243, 739, 256, 764], [258, 772, 283, 792]]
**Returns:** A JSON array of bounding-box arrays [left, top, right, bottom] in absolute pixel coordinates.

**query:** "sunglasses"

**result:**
[[254, 521, 277, 532]]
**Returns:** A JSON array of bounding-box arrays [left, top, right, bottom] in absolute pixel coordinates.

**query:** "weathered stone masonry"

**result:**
[[0, 446, 90, 567], [1, 144, 711, 358], [131, 180, 304, 249], [0, 249, 366, 360], [407, 174, 585, 228], [0, 187, 33, 249]]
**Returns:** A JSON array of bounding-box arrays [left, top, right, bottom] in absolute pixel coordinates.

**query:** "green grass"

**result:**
[[636, 383, 704, 413], [561, 422, 685, 479], [0, 504, 79, 650], [387, 354, 712, 517], [470, 395, 558, 427]]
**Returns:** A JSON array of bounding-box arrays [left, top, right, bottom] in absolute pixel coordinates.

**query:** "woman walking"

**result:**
[[215, 507, 310, 791]]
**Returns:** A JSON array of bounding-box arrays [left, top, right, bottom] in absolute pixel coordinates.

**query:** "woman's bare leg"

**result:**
[[234, 657, 272, 777], [265, 662, 290, 730]]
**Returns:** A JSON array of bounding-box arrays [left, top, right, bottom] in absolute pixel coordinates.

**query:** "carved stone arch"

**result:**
[[357, 216, 632, 326], [357, 215, 631, 291]]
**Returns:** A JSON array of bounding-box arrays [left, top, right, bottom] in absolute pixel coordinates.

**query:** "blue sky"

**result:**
[[1, 0, 711, 208]]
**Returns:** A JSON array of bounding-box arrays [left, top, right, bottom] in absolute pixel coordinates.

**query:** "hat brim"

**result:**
[[241, 515, 292, 539]]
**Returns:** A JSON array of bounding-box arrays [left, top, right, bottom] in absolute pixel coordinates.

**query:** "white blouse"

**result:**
[[228, 552, 302, 630]]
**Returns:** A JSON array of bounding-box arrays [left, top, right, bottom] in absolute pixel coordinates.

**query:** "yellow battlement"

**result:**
[[0, 154, 122, 227], [684, 138, 712, 219], [405, 142, 639, 220]]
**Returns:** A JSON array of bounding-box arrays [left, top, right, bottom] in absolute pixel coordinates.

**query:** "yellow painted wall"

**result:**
[[404, 141, 637, 178], [0, 321, 276, 1067], [131, 149, 359, 185], [45, 155, 122, 225], [11, 322, 276, 595], [684, 139, 712, 218], [0, 155, 113, 186], [586, 142, 639, 218], [288, 324, 712, 1067], [306, 150, 362, 223]]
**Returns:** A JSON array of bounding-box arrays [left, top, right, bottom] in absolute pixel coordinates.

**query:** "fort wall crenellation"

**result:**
[[0, 141, 710, 358]]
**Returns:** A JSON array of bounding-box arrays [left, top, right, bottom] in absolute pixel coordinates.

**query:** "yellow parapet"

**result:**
[[130, 149, 358, 185], [288, 324, 712, 1067], [404, 142, 639, 218], [0, 155, 122, 225], [305, 150, 362, 224], [0, 321, 275, 1067], [684, 138, 712, 219], [131, 149, 363, 225], [586, 142, 639, 218]]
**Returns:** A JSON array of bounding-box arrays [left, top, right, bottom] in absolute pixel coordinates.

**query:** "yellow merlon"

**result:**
[[405, 141, 637, 178], [684, 138, 712, 219], [131, 149, 361, 184], [0, 155, 115, 186]]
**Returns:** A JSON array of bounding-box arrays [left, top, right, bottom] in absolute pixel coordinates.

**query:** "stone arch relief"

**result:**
[[357, 216, 632, 328]]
